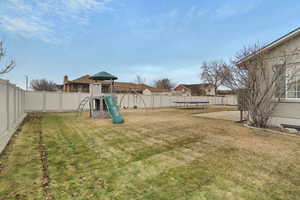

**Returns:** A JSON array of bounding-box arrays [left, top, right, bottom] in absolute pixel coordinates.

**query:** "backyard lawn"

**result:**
[[0, 106, 300, 200]]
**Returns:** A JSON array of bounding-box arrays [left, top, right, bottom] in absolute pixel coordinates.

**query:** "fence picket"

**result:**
[[0, 79, 27, 153]]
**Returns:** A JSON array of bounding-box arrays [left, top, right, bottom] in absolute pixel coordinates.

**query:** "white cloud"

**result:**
[[127, 7, 202, 38], [128, 1, 261, 37], [64, 0, 113, 11], [1, 16, 49, 33], [0, 16, 56, 42], [215, 1, 261, 19], [0, 0, 114, 42], [187, 6, 208, 19]]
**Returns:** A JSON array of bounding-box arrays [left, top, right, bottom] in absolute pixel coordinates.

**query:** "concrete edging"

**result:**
[[243, 123, 299, 137]]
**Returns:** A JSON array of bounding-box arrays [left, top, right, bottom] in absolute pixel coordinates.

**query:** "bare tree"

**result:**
[[134, 75, 146, 85], [223, 44, 262, 90], [200, 60, 228, 92], [0, 41, 15, 74], [154, 78, 175, 90], [31, 79, 58, 91], [224, 43, 298, 128]]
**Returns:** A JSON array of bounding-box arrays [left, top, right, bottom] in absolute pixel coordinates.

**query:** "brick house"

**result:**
[[174, 84, 215, 96], [63, 75, 170, 94]]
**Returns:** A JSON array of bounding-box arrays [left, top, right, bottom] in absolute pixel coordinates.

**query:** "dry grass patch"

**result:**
[[0, 106, 300, 200], [0, 115, 43, 200]]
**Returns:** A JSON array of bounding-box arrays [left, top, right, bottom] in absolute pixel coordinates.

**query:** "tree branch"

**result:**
[[0, 41, 15, 75]]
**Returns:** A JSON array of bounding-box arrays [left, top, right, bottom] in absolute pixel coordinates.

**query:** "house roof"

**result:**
[[65, 75, 170, 93], [237, 27, 300, 65], [89, 71, 118, 81], [175, 83, 213, 90], [67, 75, 95, 84], [65, 75, 118, 85], [139, 84, 170, 93], [217, 90, 235, 95]]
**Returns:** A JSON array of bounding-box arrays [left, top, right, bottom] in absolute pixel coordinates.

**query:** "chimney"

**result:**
[[64, 75, 68, 83]]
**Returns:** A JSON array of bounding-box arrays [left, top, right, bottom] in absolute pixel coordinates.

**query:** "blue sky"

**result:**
[[0, 0, 300, 88]]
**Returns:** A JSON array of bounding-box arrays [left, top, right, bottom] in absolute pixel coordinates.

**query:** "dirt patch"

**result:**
[[36, 115, 53, 200]]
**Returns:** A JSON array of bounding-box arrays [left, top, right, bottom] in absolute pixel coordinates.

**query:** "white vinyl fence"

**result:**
[[0, 86, 236, 153], [25, 91, 237, 112], [0, 79, 26, 153]]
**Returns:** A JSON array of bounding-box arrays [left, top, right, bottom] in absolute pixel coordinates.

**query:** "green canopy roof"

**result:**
[[89, 71, 118, 81]]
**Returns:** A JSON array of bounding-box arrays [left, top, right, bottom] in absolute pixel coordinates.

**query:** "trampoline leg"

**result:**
[[240, 110, 243, 121]]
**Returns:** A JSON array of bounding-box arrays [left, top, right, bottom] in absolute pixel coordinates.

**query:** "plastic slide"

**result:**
[[104, 96, 125, 124]]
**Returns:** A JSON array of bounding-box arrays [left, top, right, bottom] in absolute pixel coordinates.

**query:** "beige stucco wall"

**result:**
[[272, 101, 300, 119], [269, 101, 300, 127], [261, 34, 300, 126]]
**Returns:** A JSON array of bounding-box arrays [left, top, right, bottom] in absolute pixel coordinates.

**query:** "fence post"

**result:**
[[78, 92, 81, 111], [19, 90, 21, 116], [43, 91, 46, 112], [59, 91, 63, 112], [13, 85, 16, 123], [151, 95, 153, 109], [127, 94, 130, 108], [22, 90, 25, 114], [17, 88, 19, 119], [6, 80, 10, 132], [159, 95, 162, 108]]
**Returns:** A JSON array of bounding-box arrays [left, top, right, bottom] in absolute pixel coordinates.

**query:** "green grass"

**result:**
[[0, 116, 43, 200], [1, 106, 300, 200]]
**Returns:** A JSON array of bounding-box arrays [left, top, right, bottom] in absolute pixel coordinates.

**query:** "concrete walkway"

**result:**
[[193, 111, 243, 121]]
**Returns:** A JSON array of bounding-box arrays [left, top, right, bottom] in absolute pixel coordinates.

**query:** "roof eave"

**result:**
[[237, 27, 300, 65]]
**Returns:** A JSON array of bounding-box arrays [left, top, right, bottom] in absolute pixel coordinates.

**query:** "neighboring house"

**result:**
[[175, 84, 215, 96], [217, 90, 236, 96], [170, 90, 191, 96], [63, 75, 170, 94], [237, 27, 300, 127], [55, 84, 64, 91], [140, 84, 171, 95]]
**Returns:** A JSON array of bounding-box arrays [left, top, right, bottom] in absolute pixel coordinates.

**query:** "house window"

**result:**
[[286, 64, 300, 99]]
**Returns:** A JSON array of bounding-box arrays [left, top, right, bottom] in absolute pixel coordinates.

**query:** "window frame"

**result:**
[[285, 64, 300, 99]]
